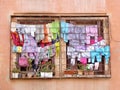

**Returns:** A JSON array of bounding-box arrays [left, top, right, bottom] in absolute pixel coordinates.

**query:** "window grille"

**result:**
[[10, 14, 110, 79]]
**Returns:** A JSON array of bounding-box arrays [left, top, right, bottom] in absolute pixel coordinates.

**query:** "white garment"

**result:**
[[11, 22, 17, 32], [94, 62, 99, 70], [71, 58, 75, 65], [35, 25, 44, 42], [81, 51, 90, 57]]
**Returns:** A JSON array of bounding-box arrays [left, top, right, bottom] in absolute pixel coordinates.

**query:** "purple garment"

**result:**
[[22, 35, 37, 52], [75, 45, 86, 52], [68, 33, 76, 40], [69, 40, 80, 46]]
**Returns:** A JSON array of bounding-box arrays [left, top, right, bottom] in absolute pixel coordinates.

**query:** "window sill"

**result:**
[[10, 75, 111, 80]]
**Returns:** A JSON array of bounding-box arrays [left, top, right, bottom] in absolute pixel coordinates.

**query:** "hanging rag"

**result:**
[[50, 21, 60, 40], [55, 42, 60, 56], [22, 35, 37, 52], [61, 21, 69, 42], [35, 25, 44, 42], [42, 24, 51, 43], [94, 62, 99, 70]]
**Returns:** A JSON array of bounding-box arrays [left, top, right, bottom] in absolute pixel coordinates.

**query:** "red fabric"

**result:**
[[11, 32, 24, 46], [39, 40, 51, 47], [98, 36, 103, 41], [42, 24, 49, 43]]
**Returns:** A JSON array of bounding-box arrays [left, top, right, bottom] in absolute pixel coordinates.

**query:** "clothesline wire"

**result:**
[[12, 18, 120, 42]]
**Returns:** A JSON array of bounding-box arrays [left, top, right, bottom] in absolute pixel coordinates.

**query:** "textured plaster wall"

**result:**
[[0, 0, 119, 90]]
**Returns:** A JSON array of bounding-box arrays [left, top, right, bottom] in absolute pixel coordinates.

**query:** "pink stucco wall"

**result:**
[[0, 0, 120, 90]]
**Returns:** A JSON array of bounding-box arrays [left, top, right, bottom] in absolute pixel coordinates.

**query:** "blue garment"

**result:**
[[90, 51, 102, 63], [90, 46, 110, 64], [61, 21, 69, 42], [103, 46, 110, 64]]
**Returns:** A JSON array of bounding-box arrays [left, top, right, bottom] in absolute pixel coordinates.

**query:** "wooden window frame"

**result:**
[[10, 13, 111, 79]]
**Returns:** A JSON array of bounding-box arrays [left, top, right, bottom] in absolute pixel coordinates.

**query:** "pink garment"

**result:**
[[90, 39, 95, 44], [86, 25, 98, 45], [19, 56, 29, 67], [90, 25, 98, 34], [80, 57, 87, 65]]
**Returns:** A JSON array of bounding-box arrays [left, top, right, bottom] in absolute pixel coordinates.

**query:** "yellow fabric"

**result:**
[[55, 42, 60, 56], [17, 46, 22, 53]]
